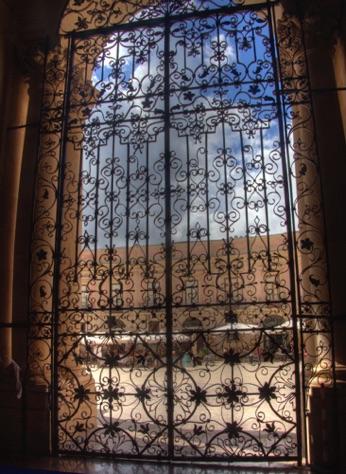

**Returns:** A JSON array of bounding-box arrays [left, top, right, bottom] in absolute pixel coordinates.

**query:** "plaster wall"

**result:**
[[0, 0, 345, 468]]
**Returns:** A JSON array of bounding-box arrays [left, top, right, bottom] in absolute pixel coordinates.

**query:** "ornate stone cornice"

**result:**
[[281, 0, 343, 49], [15, 39, 47, 91]]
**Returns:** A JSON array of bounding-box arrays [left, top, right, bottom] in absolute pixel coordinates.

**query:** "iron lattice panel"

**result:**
[[28, 0, 333, 464]]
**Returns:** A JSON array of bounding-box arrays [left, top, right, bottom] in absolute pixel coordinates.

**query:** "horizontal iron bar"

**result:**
[[66, 1, 279, 40], [0, 322, 28, 329], [7, 122, 41, 131], [311, 87, 346, 93]]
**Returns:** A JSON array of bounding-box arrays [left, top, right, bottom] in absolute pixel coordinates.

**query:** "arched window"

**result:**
[[29, 0, 333, 463]]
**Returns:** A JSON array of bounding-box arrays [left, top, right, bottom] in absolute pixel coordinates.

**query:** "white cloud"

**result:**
[[80, 15, 293, 250], [205, 32, 236, 66]]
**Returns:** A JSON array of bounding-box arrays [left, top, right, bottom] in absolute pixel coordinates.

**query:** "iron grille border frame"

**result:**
[[27, 0, 336, 465]]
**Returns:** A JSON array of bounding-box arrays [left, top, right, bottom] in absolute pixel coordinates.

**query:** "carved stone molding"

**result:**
[[15, 39, 47, 93], [281, 0, 343, 49]]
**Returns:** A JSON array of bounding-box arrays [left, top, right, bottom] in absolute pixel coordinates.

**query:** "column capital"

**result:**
[[281, 0, 343, 49], [16, 39, 47, 93]]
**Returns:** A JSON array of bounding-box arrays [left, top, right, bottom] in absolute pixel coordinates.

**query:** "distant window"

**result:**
[[221, 277, 243, 304], [145, 280, 155, 306], [265, 274, 280, 301], [105, 315, 125, 331], [231, 277, 243, 303], [183, 316, 202, 330], [149, 320, 160, 333], [185, 280, 198, 305], [263, 315, 285, 328], [112, 282, 123, 307], [81, 285, 87, 308]]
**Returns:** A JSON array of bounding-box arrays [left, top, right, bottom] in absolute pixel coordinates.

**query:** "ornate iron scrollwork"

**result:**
[[29, 0, 334, 463]]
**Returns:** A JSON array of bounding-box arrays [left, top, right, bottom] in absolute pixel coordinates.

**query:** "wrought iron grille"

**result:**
[[29, 0, 334, 463]]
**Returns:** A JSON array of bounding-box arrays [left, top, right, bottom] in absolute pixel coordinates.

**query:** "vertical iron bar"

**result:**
[[74, 145, 83, 280], [222, 120, 233, 296], [186, 134, 191, 277], [269, 2, 303, 463], [51, 34, 74, 455], [164, 12, 174, 459], [146, 29, 151, 279], [299, 9, 336, 465], [126, 143, 131, 279], [93, 135, 101, 275], [109, 115, 116, 306], [217, 14, 233, 296], [259, 128, 272, 271], [239, 130, 251, 272], [205, 133, 212, 274], [146, 139, 150, 278], [26, 36, 51, 457]]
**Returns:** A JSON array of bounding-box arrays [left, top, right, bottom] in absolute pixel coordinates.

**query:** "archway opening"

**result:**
[[28, 0, 333, 464]]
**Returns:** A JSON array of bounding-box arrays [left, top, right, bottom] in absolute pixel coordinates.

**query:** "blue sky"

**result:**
[[76, 7, 289, 250]]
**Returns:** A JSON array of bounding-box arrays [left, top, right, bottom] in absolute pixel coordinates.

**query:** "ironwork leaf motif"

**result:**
[[29, 0, 333, 463]]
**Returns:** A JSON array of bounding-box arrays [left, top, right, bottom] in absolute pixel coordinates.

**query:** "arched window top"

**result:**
[[59, 0, 256, 35], [30, 0, 335, 463]]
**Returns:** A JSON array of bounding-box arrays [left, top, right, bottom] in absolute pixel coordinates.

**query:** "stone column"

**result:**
[[22, 40, 98, 452], [0, 31, 52, 455], [285, 0, 346, 366], [280, 0, 346, 469], [0, 30, 29, 372], [17, 41, 59, 389], [304, 10, 346, 372], [278, 0, 345, 370]]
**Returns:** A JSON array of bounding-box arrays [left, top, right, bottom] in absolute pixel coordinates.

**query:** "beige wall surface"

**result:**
[[0, 0, 345, 469]]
